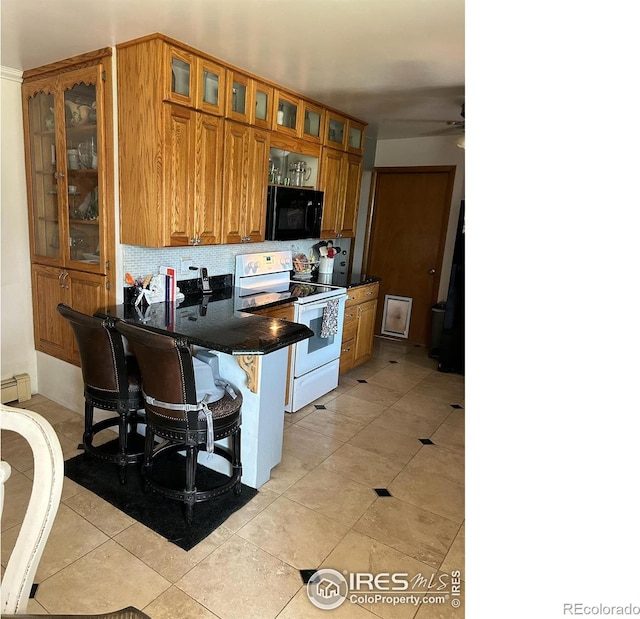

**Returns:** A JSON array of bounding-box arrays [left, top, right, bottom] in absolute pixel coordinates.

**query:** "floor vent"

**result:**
[[1, 373, 31, 404]]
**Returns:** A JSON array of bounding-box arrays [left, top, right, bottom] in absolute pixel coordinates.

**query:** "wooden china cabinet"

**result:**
[[22, 49, 115, 366]]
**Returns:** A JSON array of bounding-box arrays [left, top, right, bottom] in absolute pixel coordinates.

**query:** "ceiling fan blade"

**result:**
[[420, 125, 464, 137]]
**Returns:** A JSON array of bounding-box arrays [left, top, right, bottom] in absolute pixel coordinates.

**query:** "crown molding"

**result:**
[[1, 66, 24, 83]]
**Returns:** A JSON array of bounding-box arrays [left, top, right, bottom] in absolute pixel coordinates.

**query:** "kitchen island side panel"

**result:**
[[196, 347, 288, 488]]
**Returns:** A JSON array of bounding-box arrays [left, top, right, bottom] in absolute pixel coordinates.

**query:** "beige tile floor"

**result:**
[[1, 338, 465, 618]]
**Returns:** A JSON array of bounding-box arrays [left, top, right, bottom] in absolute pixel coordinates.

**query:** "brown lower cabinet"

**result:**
[[340, 282, 379, 374], [31, 264, 109, 366]]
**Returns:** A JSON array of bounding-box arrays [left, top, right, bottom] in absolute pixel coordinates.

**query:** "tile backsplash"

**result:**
[[121, 239, 321, 290]]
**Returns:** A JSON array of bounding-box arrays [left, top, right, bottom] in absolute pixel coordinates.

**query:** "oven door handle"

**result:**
[[297, 294, 347, 314]]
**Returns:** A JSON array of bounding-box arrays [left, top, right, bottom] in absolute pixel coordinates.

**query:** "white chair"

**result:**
[[1, 403, 64, 615], [1, 404, 152, 619]]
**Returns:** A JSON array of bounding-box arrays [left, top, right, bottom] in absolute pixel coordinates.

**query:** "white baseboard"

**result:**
[[1, 373, 31, 404]]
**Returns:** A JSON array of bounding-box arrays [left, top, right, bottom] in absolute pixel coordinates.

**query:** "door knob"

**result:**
[[429, 269, 436, 275]]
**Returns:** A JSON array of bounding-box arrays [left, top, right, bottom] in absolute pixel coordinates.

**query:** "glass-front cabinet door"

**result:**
[[24, 83, 60, 262], [166, 46, 195, 107], [23, 65, 104, 271], [325, 112, 347, 150], [302, 101, 324, 144], [347, 119, 366, 154], [197, 58, 226, 115], [60, 69, 102, 269], [252, 80, 273, 129], [273, 91, 300, 137], [226, 70, 252, 123]]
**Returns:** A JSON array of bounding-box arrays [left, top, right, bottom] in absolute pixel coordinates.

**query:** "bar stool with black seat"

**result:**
[[114, 321, 243, 524], [56, 304, 145, 484]]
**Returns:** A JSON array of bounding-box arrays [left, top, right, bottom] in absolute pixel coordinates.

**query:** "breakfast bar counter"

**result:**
[[96, 293, 312, 489], [97, 292, 312, 355]]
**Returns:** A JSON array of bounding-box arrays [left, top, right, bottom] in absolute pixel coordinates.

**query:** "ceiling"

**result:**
[[0, 0, 464, 141]]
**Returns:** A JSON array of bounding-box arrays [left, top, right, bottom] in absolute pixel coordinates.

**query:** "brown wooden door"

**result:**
[[365, 166, 455, 345]]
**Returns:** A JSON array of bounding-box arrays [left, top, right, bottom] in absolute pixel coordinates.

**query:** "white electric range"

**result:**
[[235, 250, 347, 412]]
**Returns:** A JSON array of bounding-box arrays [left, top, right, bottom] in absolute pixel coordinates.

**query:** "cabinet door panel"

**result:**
[[221, 121, 250, 243], [31, 265, 67, 358], [23, 84, 61, 265], [226, 71, 252, 124], [252, 81, 273, 129], [245, 128, 270, 242], [341, 154, 362, 237], [197, 58, 226, 115], [347, 120, 366, 155], [325, 112, 347, 150], [194, 113, 223, 244], [67, 270, 107, 364], [354, 299, 377, 365], [319, 148, 345, 238], [165, 104, 194, 245], [166, 46, 196, 106]]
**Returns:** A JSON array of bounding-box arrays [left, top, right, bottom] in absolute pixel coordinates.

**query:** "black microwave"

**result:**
[[265, 186, 324, 241]]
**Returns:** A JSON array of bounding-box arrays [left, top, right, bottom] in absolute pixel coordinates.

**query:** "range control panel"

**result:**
[[235, 250, 293, 276]]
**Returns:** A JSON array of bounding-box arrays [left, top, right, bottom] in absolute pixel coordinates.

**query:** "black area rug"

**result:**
[[64, 439, 257, 551]]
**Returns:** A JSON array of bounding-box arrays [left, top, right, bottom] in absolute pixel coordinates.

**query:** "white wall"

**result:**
[[1, 68, 38, 391], [373, 135, 465, 300]]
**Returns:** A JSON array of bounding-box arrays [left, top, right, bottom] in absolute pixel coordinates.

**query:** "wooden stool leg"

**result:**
[[233, 428, 242, 495], [142, 426, 154, 494], [184, 445, 198, 524], [82, 400, 94, 449], [117, 405, 129, 485]]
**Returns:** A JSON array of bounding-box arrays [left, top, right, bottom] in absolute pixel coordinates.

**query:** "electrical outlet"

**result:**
[[180, 257, 193, 274]]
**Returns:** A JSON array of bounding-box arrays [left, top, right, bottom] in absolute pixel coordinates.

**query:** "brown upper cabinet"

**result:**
[[221, 121, 270, 244], [117, 36, 224, 247], [116, 34, 366, 247], [165, 44, 226, 115], [319, 148, 362, 238]]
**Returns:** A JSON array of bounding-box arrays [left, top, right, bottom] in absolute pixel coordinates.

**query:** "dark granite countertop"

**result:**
[[96, 290, 312, 355], [310, 271, 381, 288]]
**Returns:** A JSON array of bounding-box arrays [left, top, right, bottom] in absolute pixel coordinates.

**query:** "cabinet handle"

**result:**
[[342, 347, 351, 353], [58, 271, 65, 287], [54, 172, 65, 179], [366, 291, 373, 295]]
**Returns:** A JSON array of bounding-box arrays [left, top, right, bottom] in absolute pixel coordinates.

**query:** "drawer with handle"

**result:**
[[346, 282, 379, 306]]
